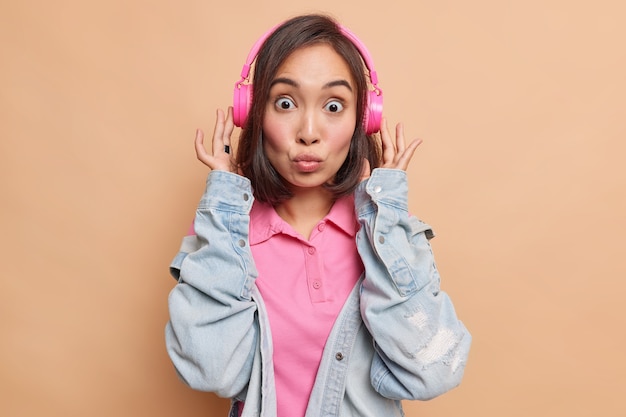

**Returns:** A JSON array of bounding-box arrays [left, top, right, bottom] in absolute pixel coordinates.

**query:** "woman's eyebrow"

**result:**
[[323, 79, 353, 91], [269, 77, 353, 92], [270, 77, 299, 88]]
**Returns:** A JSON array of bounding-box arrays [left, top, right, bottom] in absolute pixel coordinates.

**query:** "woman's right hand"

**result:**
[[195, 106, 237, 172]]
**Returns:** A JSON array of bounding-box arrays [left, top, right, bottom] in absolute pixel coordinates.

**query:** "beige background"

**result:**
[[1, 0, 624, 416]]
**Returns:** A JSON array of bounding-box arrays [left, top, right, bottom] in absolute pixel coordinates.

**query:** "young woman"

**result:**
[[165, 13, 471, 417]]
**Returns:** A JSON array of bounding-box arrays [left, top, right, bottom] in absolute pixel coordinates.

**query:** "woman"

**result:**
[[165, 13, 471, 417]]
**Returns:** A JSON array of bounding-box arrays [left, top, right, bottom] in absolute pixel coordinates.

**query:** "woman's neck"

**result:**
[[274, 187, 335, 240]]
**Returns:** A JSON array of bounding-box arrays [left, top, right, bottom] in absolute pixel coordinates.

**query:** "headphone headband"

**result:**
[[236, 23, 380, 88], [233, 19, 383, 134]]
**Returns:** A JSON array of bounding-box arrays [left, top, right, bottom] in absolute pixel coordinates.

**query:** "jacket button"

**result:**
[[335, 352, 344, 361]]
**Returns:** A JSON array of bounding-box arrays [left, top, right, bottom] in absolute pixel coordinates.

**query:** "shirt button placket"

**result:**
[[306, 245, 325, 302]]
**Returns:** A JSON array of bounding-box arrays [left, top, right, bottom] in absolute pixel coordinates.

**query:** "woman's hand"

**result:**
[[360, 117, 422, 181], [380, 117, 422, 170], [194, 107, 237, 172]]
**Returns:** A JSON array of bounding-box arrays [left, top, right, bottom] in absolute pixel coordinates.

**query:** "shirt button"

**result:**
[[373, 185, 382, 193], [317, 222, 326, 232], [243, 193, 249, 201], [378, 235, 385, 244], [238, 239, 246, 247], [335, 352, 344, 361], [312, 280, 322, 289], [308, 246, 316, 255]]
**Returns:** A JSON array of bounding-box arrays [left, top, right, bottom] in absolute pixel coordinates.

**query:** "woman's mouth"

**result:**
[[293, 154, 322, 172]]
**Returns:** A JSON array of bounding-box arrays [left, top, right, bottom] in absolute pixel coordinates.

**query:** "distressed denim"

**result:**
[[165, 169, 471, 417]]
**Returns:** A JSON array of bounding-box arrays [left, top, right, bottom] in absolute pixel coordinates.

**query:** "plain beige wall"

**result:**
[[1, 0, 624, 416]]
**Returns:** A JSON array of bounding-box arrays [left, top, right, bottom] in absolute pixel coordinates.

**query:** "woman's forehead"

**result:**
[[273, 44, 354, 83]]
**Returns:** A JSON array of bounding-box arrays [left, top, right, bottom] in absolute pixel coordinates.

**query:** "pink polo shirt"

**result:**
[[249, 195, 363, 417]]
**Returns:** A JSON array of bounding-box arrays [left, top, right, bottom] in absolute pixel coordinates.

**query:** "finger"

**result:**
[[195, 128, 206, 159], [396, 138, 423, 170], [223, 106, 235, 148], [195, 128, 214, 166], [212, 108, 226, 156], [380, 117, 396, 165], [224, 107, 239, 172], [195, 128, 211, 161], [395, 123, 406, 155]]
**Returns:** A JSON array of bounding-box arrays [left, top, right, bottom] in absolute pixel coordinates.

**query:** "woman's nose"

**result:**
[[298, 111, 320, 145]]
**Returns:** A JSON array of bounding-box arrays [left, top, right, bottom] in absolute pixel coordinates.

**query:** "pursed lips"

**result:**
[[293, 153, 323, 163], [293, 153, 323, 172]]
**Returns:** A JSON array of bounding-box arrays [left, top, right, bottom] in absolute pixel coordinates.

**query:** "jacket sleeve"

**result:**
[[165, 170, 259, 398], [355, 168, 471, 401]]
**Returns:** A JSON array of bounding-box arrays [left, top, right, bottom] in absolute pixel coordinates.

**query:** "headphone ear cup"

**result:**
[[364, 90, 383, 135], [233, 84, 252, 127]]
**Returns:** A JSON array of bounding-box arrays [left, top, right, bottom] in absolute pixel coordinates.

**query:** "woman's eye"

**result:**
[[324, 100, 344, 113], [275, 97, 295, 110]]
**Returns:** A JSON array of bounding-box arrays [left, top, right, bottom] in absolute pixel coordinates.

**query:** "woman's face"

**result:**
[[262, 43, 358, 193]]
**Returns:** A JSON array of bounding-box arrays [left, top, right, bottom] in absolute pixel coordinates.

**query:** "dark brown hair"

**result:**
[[236, 14, 382, 204]]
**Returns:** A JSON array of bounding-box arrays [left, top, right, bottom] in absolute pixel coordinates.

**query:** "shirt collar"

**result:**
[[249, 195, 358, 245]]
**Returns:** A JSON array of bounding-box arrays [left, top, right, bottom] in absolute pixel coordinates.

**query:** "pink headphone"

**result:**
[[233, 23, 384, 135]]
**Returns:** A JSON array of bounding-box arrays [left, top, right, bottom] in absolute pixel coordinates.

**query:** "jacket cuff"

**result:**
[[198, 170, 254, 213], [355, 168, 409, 215]]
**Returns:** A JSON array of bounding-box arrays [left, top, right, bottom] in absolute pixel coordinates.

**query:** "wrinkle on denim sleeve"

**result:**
[[165, 171, 261, 398], [355, 168, 472, 401]]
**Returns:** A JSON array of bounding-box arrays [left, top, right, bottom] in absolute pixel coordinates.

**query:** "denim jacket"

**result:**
[[165, 168, 471, 417]]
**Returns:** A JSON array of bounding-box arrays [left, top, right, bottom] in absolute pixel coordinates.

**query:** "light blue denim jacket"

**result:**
[[165, 168, 471, 417]]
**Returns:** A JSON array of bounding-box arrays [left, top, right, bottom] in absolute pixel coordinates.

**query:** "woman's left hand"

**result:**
[[380, 117, 422, 170], [360, 117, 422, 181]]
